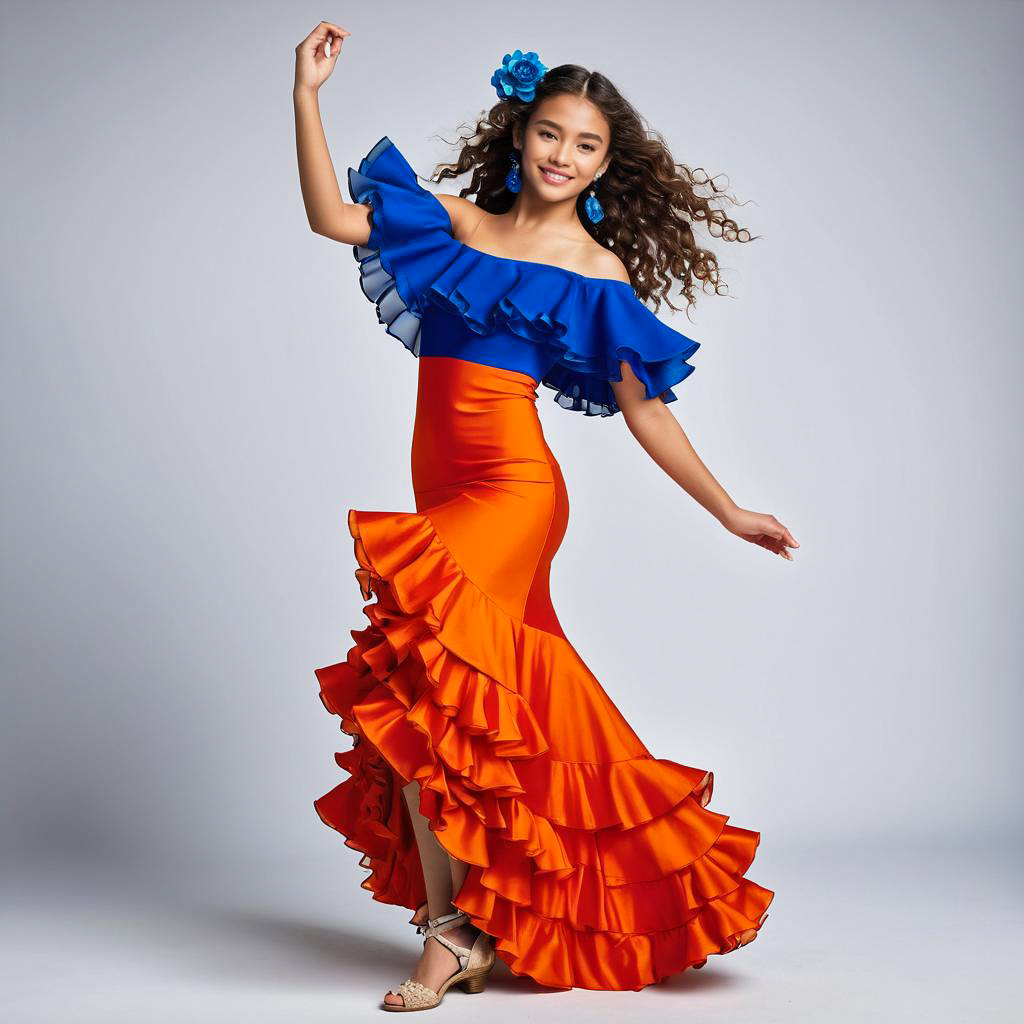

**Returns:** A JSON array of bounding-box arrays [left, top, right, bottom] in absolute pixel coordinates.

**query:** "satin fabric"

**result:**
[[314, 355, 774, 991]]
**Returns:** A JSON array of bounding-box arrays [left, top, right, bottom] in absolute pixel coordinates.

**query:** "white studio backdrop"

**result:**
[[1, 0, 1020, 889]]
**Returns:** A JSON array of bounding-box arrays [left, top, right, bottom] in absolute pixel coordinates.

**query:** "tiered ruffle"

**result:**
[[314, 507, 774, 991], [347, 136, 702, 417]]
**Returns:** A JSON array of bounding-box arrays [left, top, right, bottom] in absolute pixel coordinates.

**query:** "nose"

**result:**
[[550, 142, 573, 167]]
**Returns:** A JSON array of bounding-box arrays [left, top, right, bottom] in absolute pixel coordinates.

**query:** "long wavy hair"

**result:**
[[428, 64, 757, 318]]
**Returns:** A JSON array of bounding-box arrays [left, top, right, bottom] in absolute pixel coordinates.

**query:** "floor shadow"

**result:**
[[160, 904, 557, 997], [136, 900, 746, 998], [647, 961, 747, 994], [169, 905, 428, 983]]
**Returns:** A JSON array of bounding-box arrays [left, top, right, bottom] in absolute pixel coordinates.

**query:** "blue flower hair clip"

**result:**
[[491, 49, 549, 103]]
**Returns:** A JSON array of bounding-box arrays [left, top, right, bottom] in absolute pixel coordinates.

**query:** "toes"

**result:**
[[383, 991, 405, 1007]]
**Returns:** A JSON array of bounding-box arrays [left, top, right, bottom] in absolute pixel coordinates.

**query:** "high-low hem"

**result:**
[[314, 506, 775, 992]]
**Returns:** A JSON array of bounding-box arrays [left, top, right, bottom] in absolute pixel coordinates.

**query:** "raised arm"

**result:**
[[293, 22, 373, 245], [610, 365, 799, 560]]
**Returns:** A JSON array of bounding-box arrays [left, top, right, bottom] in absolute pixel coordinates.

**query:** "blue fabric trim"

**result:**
[[346, 135, 702, 417]]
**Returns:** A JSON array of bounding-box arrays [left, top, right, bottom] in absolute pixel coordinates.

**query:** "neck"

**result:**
[[507, 187, 581, 234]]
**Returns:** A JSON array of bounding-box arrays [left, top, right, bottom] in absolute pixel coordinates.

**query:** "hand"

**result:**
[[720, 507, 799, 560], [294, 21, 350, 93]]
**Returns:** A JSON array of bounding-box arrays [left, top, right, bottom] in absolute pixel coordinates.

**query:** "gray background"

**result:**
[[2, 1, 1020, 1021]]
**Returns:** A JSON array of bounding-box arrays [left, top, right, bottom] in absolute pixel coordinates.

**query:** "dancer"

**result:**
[[294, 23, 797, 1011]]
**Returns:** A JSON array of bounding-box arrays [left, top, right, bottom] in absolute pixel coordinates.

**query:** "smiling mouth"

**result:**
[[539, 166, 573, 184]]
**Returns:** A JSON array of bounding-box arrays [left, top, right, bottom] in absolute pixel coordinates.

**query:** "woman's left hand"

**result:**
[[720, 507, 799, 560]]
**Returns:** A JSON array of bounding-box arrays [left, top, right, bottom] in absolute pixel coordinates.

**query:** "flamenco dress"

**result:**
[[313, 136, 774, 992]]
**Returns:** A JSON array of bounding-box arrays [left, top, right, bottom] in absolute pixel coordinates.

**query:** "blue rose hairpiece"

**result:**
[[491, 49, 548, 103]]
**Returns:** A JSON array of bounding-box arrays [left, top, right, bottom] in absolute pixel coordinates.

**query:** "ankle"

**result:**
[[449, 923, 482, 948]]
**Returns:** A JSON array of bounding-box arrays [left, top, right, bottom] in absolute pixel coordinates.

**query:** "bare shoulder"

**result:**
[[579, 244, 631, 284], [434, 193, 486, 239]]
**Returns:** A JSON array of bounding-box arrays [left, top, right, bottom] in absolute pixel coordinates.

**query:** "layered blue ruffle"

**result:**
[[347, 135, 701, 417]]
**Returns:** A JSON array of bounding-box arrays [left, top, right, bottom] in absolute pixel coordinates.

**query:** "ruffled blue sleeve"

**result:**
[[347, 136, 702, 417], [537, 282, 701, 417], [347, 136, 456, 356]]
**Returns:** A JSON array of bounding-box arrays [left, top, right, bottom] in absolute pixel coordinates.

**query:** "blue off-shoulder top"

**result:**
[[347, 136, 701, 418]]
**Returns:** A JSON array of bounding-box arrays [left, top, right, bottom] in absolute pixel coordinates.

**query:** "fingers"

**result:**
[[320, 22, 350, 49], [753, 531, 795, 560], [767, 516, 798, 556], [322, 23, 350, 56], [299, 21, 350, 52], [731, 510, 800, 560], [312, 20, 350, 40], [320, 24, 349, 61], [764, 513, 798, 547]]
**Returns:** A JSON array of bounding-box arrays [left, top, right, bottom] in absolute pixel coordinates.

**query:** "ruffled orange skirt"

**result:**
[[314, 355, 773, 991]]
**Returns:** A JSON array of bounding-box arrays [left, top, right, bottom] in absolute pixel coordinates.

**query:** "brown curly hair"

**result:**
[[428, 64, 758, 318]]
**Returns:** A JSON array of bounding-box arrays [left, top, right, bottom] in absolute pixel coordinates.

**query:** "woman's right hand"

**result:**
[[294, 21, 350, 93], [720, 507, 800, 560]]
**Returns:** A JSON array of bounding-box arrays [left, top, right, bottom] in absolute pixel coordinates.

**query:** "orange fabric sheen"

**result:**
[[314, 354, 774, 991]]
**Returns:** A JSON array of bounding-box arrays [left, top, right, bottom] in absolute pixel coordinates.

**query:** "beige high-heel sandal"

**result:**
[[382, 908, 496, 1012]]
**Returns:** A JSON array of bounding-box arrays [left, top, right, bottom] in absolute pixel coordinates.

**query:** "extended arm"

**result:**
[[610, 364, 799, 559]]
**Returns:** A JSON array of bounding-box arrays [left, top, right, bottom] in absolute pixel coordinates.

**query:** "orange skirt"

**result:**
[[314, 355, 773, 991]]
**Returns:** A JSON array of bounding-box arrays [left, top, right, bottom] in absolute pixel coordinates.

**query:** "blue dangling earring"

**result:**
[[584, 170, 605, 224], [505, 150, 521, 193]]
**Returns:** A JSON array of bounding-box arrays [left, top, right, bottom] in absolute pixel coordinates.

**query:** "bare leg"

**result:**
[[449, 848, 470, 902], [409, 824, 470, 928], [403, 779, 454, 915], [382, 779, 483, 1008]]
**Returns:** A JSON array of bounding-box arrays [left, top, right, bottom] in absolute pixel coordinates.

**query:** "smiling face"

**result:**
[[512, 92, 612, 204]]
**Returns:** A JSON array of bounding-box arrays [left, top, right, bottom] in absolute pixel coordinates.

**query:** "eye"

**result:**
[[539, 129, 556, 140], [581, 144, 596, 152]]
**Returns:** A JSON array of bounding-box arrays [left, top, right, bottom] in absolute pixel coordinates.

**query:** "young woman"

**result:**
[[294, 22, 796, 1012]]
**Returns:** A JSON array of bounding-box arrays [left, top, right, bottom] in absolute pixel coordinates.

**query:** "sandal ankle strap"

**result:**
[[416, 908, 469, 938], [427, 929, 473, 967]]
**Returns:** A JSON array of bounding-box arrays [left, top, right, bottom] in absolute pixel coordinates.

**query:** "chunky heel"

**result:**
[[460, 971, 488, 994]]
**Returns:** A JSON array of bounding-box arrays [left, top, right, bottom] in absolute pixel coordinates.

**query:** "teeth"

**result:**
[[542, 169, 569, 182]]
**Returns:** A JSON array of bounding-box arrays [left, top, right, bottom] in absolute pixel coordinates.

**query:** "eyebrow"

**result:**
[[535, 118, 605, 144]]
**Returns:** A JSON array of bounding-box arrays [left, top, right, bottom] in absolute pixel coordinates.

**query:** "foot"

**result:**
[[383, 922, 482, 1008]]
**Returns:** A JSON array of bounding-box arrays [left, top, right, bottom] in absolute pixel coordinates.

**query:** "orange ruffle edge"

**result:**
[[314, 508, 774, 991]]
